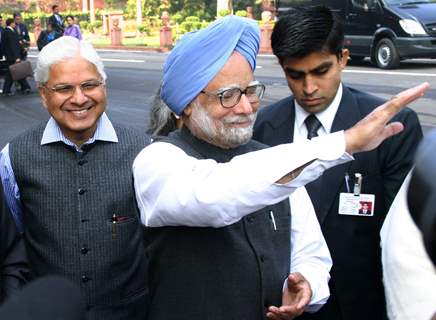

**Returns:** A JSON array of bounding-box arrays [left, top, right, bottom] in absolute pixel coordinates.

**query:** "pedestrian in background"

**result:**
[[13, 12, 29, 60], [37, 23, 60, 51], [48, 5, 64, 35], [63, 15, 82, 40], [1, 18, 31, 96], [253, 6, 422, 320]]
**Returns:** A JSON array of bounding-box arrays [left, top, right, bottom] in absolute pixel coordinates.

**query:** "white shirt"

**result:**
[[133, 131, 353, 311], [294, 83, 343, 141], [380, 172, 436, 320]]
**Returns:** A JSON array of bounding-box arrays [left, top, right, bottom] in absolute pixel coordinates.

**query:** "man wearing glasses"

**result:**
[[0, 36, 149, 319], [133, 16, 427, 320]]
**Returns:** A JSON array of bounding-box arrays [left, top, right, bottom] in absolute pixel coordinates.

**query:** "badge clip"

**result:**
[[353, 173, 362, 196]]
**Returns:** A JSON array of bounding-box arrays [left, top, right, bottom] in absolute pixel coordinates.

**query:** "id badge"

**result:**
[[338, 193, 375, 217]]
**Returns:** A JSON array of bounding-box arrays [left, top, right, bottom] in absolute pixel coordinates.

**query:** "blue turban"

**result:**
[[161, 15, 260, 115]]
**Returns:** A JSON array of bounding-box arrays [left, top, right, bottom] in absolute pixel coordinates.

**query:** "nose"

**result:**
[[233, 94, 255, 115], [69, 86, 89, 105], [303, 75, 318, 96]]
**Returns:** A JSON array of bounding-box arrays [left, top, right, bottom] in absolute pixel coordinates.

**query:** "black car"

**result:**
[[276, 0, 436, 69]]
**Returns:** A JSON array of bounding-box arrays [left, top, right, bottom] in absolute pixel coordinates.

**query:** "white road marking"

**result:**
[[28, 55, 144, 63], [344, 69, 436, 77]]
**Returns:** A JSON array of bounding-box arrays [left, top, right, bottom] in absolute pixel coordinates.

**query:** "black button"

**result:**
[[78, 188, 86, 195], [260, 255, 265, 262], [81, 275, 90, 283], [78, 159, 88, 166], [81, 218, 89, 223], [86, 304, 92, 311], [81, 247, 89, 254], [247, 216, 254, 223]]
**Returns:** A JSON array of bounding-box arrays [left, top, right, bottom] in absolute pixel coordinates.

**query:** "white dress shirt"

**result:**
[[380, 172, 436, 319], [294, 83, 343, 141], [133, 131, 353, 311]]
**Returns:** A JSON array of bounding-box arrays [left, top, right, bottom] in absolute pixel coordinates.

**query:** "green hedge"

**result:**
[[0, 11, 103, 31]]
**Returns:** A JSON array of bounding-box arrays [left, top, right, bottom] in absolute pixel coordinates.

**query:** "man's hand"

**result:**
[[345, 82, 429, 154], [266, 272, 312, 320]]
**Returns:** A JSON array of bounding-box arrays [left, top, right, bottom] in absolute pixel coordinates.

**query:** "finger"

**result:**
[[287, 273, 303, 286], [381, 82, 428, 119], [379, 122, 404, 141]]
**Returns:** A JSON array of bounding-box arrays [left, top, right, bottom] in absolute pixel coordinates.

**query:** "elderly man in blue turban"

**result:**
[[133, 15, 428, 320]]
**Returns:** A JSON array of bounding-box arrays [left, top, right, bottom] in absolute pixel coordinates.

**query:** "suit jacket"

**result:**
[[14, 23, 29, 42], [253, 85, 422, 320], [0, 27, 4, 57], [2, 27, 21, 63], [48, 14, 64, 34], [0, 181, 29, 303]]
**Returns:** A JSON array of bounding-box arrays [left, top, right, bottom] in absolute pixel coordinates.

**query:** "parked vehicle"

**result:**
[[275, 0, 436, 69]]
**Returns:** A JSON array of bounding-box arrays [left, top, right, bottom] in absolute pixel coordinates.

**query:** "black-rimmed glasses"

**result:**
[[200, 81, 265, 108]]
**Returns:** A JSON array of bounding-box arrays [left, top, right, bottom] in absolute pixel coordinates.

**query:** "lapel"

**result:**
[[316, 86, 364, 223], [270, 97, 295, 145]]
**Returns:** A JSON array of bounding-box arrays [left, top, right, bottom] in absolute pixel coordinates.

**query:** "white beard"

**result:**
[[189, 101, 257, 149]]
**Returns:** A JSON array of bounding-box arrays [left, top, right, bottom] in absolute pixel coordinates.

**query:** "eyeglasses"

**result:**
[[200, 81, 266, 108], [42, 79, 104, 98]]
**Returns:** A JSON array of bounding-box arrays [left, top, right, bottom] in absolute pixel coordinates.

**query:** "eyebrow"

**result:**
[[284, 61, 334, 76]]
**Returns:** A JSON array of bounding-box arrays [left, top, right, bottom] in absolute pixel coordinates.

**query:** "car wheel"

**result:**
[[374, 38, 400, 69]]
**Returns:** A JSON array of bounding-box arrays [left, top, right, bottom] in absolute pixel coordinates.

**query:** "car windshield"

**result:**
[[384, 0, 432, 5]]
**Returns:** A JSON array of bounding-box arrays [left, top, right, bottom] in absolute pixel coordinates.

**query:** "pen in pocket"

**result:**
[[269, 211, 277, 231]]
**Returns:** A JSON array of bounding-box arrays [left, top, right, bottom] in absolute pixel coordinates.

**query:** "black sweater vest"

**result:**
[[10, 123, 149, 320], [146, 128, 291, 320]]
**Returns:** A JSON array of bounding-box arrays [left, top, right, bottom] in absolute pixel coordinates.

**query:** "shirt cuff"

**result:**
[[298, 265, 331, 313]]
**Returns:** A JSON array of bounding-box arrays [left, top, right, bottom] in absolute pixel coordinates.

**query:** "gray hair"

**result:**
[[34, 36, 107, 84], [146, 87, 180, 136]]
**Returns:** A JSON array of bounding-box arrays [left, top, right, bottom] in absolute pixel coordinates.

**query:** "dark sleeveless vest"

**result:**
[[146, 128, 291, 320], [9, 123, 149, 320]]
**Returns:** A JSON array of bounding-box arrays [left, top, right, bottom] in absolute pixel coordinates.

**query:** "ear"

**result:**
[[38, 87, 49, 110], [183, 103, 193, 117], [340, 49, 350, 69]]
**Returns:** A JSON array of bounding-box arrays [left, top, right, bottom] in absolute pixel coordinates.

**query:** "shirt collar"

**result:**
[[294, 83, 343, 135], [41, 112, 118, 150]]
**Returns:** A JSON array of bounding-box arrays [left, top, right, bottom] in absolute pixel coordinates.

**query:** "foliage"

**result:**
[[138, 21, 152, 35], [171, 13, 183, 24], [179, 15, 202, 33], [235, 10, 248, 17], [0, 11, 99, 31], [168, 0, 215, 21], [233, 0, 254, 11], [218, 9, 231, 17]]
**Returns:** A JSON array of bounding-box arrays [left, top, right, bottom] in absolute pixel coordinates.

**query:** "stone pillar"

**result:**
[[260, 11, 273, 53], [160, 11, 172, 50], [246, 6, 254, 19], [110, 18, 122, 46]]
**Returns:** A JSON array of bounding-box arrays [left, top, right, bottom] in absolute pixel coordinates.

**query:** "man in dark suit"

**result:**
[[13, 13, 29, 52], [48, 5, 64, 35], [1, 18, 31, 95], [0, 15, 5, 58], [253, 6, 423, 320], [0, 179, 29, 303]]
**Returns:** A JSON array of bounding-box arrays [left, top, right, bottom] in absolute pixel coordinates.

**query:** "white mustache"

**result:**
[[222, 113, 257, 125]]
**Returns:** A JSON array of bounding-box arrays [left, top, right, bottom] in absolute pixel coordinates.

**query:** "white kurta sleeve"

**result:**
[[288, 187, 332, 312], [133, 131, 353, 227]]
